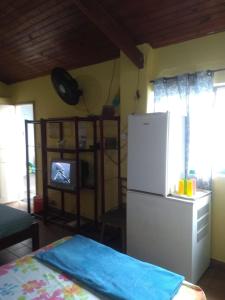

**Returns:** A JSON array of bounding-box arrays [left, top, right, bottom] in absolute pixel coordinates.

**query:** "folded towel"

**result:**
[[36, 235, 184, 300]]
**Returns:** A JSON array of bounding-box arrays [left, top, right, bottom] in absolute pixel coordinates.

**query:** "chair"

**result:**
[[100, 177, 127, 252]]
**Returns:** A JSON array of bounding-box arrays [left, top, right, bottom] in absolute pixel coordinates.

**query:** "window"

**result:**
[[213, 86, 225, 174]]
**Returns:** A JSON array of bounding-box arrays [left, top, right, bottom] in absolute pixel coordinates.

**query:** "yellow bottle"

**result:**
[[178, 179, 184, 195], [186, 179, 193, 197]]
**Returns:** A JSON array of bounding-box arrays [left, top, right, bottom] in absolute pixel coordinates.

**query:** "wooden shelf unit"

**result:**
[[25, 116, 121, 232], [40, 116, 99, 232]]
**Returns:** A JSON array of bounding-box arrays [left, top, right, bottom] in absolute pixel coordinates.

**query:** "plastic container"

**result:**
[[178, 179, 185, 194], [33, 195, 43, 213], [189, 170, 197, 195], [186, 179, 194, 197], [184, 178, 187, 195]]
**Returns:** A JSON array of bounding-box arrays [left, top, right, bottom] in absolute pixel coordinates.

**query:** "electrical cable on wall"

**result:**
[[136, 68, 140, 99], [81, 94, 91, 115], [109, 66, 143, 166], [106, 66, 143, 166], [132, 67, 141, 114], [79, 59, 118, 115], [104, 149, 127, 166], [105, 59, 117, 105], [103, 122, 128, 167]]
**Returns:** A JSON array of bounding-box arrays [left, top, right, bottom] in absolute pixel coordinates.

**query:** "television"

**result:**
[[50, 160, 90, 191], [50, 160, 76, 191]]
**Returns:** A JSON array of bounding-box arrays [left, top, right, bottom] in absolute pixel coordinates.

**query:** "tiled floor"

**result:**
[[8, 199, 30, 212], [0, 220, 225, 299], [0, 220, 119, 264], [198, 263, 225, 299], [0, 221, 71, 265]]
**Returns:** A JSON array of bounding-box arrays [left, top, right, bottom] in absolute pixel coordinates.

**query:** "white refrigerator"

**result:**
[[127, 112, 211, 283]]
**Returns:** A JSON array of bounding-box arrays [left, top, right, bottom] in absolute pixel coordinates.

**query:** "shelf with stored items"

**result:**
[[40, 116, 99, 232], [25, 115, 121, 233]]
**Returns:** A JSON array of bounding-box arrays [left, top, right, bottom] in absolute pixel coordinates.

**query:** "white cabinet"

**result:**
[[127, 190, 211, 283]]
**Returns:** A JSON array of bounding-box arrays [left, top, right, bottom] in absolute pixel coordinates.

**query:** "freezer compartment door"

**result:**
[[127, 113, 168, 195]]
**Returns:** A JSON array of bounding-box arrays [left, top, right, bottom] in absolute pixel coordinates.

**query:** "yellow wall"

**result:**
[[0, 81, 12, 104], [6, 30, 225, 262], [0, 98, 11, 105], [212, 177, 225, 262], [120, 44, 155, 175], [153, 31, 225, 80], [11, 59, 120, 118]]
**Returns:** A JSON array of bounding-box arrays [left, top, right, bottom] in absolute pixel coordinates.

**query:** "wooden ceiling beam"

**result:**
[[73, 0, 144, 68]]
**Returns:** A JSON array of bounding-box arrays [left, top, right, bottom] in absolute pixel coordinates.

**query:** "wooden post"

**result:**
[[117, 117, 121, 206], [75, 118, 81, 231], [59, 122, 65, 214], [40, 119, 48, 223], [99, 118, 105, 214], [93, 119, 98, 227], [25, 120, 31, 214]]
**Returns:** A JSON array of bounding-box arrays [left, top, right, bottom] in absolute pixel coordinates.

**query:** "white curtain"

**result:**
[[153, 71, 214, 189]]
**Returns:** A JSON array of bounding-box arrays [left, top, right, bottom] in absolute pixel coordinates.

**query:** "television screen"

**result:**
[[50, 160, 91, 191], [50, 160, 75, 190]]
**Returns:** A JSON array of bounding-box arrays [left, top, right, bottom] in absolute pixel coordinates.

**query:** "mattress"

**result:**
[[0, 204, 34, 238], [0, 237, 206, 300]]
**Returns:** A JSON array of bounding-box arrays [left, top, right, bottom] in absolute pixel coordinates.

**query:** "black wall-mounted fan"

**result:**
[[51, 67, 82, 105]]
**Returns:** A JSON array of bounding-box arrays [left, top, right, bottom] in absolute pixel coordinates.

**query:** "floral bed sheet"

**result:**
[[0, 236, 206, 300], [0, 237, 102, 300]]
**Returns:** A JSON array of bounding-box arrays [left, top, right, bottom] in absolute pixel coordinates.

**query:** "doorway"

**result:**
[[0, 103, 36, 211], [16, 103, 36, 209]]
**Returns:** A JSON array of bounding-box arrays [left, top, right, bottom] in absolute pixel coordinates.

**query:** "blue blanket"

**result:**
[[36, 235, 184, 300]]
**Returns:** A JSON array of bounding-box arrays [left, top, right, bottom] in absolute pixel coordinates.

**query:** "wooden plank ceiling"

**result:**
[[0, 0, 225, 83]]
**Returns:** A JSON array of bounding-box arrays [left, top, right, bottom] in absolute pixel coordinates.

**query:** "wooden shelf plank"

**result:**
[[47, 184, 94, 193], [46, 147, 95, 153], [47, 184, 77, 193]]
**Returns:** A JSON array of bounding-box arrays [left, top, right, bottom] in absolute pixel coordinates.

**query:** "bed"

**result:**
[[0, 237, 206, 300], [0, 204, 39, 251]]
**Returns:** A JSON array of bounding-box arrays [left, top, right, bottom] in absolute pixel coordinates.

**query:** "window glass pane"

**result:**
[[188, 91, 214, 180], [213, 86, 225, 173]]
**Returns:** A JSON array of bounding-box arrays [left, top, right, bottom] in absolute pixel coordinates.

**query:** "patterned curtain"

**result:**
[[153, 71, 214, 190]]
